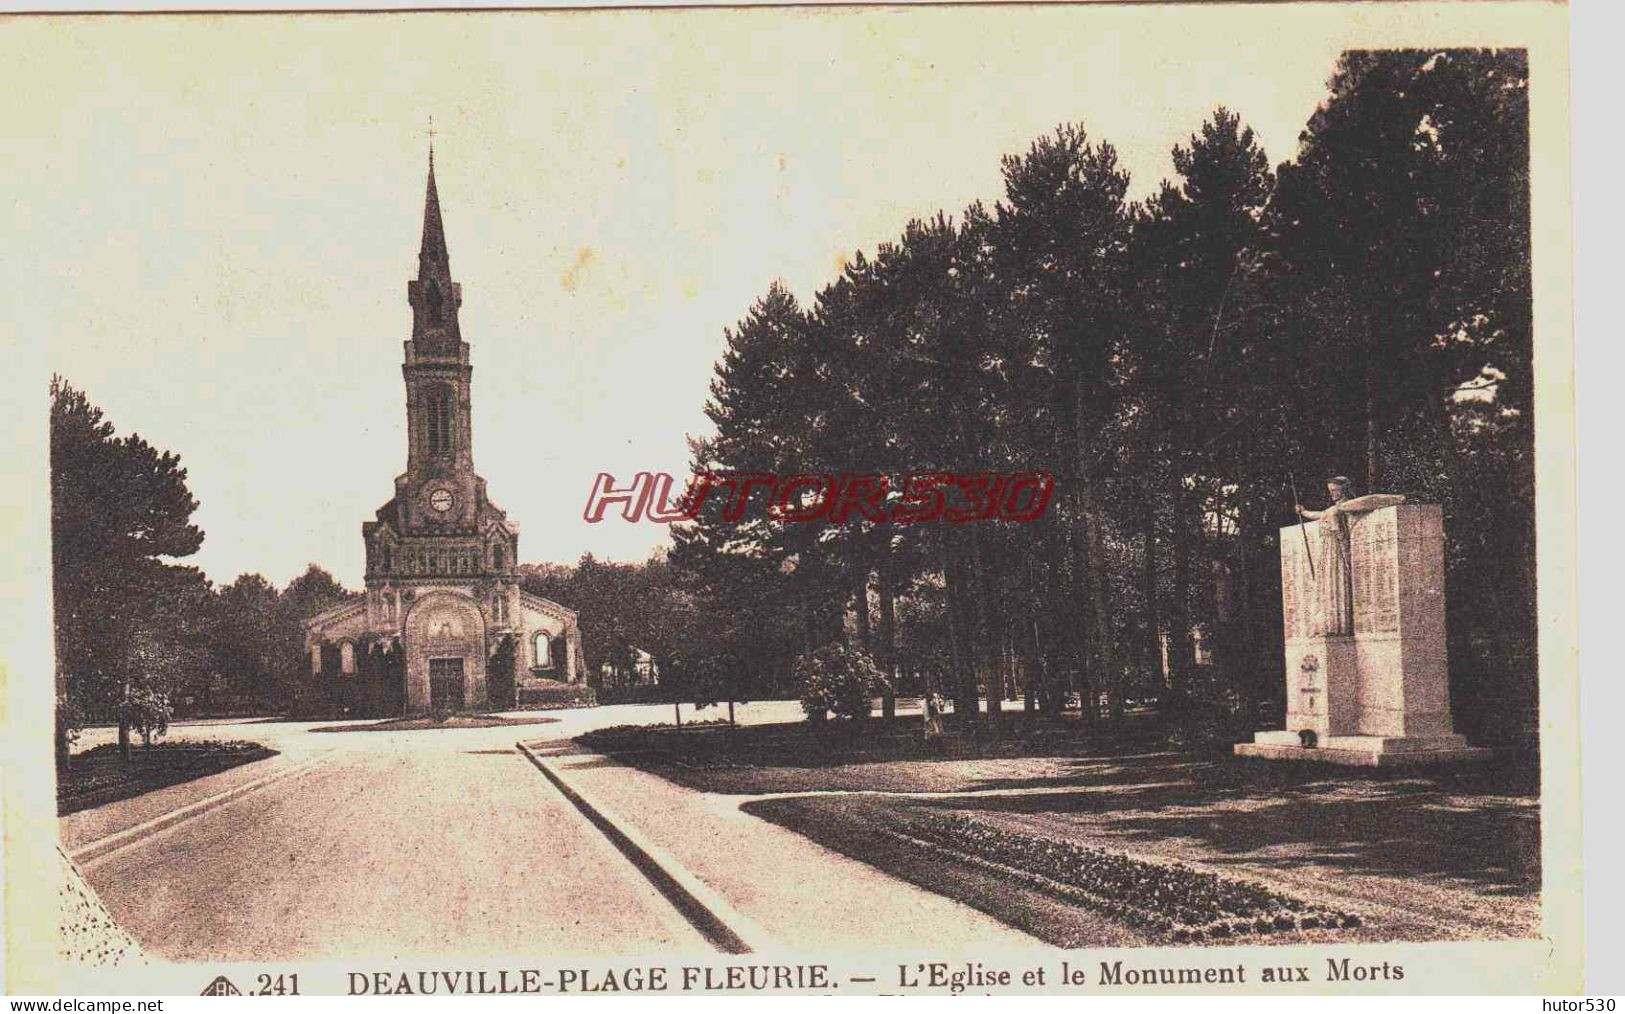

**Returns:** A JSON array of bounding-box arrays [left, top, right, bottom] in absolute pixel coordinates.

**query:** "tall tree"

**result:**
[[1127, 107, 1276, 715], [51, 378, 205, 760]]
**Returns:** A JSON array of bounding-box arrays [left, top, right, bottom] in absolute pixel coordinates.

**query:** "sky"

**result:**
[[5, 6, 1444, 589]]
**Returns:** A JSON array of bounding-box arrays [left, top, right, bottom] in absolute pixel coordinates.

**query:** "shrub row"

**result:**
[[515, 682, 598, 710]]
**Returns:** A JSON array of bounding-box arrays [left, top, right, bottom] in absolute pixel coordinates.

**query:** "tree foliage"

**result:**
[[672, 48, 1534, 743], [51, 379, 354, 749]]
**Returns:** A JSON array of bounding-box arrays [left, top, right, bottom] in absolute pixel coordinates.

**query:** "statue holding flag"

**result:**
[[1295, 476, 1358, 636]]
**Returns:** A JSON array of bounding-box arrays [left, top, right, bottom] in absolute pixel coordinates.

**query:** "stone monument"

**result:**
[[1235, 486, 1491, 766]]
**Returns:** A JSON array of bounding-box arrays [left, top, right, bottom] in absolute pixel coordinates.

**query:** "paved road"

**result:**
[[62, 703, 804, 963]]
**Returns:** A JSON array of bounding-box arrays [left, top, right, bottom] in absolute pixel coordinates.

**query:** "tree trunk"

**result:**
[[118, 675, 132, 762], [1167, 479, 1197, 718], [1364, 325, 1380, 490], [971, 527, 1002, 723], [1019, 556, 1043, 713], [1233, 509, 1262, 716], [852, 569, 872, 652], [1142, 494, 1161, 702], [728, 699, 736, 727], [673, 702, 682, 728], [1066, 492, 1097, 724], [877, 558, 898, 720], [1025, 611, 1043, 714], [943, 551, 979, 727], [1089, 511, 1123, 723]]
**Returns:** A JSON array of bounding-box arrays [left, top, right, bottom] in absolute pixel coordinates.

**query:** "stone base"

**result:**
[[1235, 730, 1493, 767]]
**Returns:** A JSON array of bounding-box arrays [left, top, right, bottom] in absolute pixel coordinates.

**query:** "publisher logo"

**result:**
[[200, 975, 242, 996]]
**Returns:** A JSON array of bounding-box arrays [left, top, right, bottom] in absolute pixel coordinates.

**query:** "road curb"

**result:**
[[515, 740, 769, 955], [69, 756, 323, 867]]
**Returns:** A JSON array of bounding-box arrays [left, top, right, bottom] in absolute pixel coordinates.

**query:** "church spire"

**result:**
[[419, 145, 449, 280], [408, 138, 462, 355]]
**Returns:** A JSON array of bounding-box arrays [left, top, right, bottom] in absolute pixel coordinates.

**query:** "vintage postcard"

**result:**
[[1, 0, 1581, 997]]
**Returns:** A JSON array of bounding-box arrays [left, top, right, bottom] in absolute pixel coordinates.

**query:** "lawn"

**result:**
[[312, 713, 561, 733], [576, 712, 1167, 793], [580, 717, 1541, 946], [58, 740, 276, 816]]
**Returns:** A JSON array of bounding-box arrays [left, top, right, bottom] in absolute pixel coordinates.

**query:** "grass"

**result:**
[[577, 712, 1165, 793], [58, 739, 275, 816]]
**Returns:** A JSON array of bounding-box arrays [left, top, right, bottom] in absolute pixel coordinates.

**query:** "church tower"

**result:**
[[396, 150, 485, 533], [300, 147, 585, 717]]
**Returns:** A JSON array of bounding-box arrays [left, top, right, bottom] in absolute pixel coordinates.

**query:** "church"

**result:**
[[303, 153, 586, 716]]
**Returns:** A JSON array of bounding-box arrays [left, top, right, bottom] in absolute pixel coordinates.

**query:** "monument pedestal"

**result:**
[[1235, 502, 1490, 767], [1235, 731, 1491, 766]]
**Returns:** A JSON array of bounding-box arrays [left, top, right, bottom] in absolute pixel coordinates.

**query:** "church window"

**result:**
[[424, 384, 455, 456], [340, 642, 356, 676], [310, 644, 321, 675], [533, 632, 552, 668], [492, 544, 505, 571]]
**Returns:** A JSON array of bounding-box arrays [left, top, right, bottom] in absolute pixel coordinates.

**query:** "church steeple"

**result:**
[[401, 143, 474, 478], [408, 145, 462, 355]]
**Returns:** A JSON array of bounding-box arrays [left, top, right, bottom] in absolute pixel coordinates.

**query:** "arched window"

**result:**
[[491, 544, 505, 571], [423, 384, 455, 456], [310, 644, 321, 675], [533, 631, 552, 669], [340, 642, 356, 676]]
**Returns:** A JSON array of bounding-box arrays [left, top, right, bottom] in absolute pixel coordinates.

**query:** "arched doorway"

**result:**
[[402, 591, 488, 714]]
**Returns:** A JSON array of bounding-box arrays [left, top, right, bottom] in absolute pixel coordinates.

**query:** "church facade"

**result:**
[[303, 155, 585, 716]]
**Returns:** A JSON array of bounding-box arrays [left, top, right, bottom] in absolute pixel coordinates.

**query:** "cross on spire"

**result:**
[[427, 116, 436, 169]]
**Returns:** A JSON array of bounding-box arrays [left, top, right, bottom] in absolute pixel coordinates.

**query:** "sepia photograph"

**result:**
[[1, 0, 1583, 997]]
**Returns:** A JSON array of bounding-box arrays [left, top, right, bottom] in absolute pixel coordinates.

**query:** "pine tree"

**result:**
[[51, 377, 205, 760]]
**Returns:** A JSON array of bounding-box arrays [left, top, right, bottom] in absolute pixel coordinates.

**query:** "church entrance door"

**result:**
[[429, 657, 466, 712]]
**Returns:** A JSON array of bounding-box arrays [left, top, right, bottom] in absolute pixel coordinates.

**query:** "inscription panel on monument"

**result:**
[[1351, 508, 1399, 635], [1280, 525, 1315, 640]]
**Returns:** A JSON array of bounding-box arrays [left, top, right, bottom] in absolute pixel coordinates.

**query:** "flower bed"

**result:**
[[890, 810, 1360, 942], [58, 740, 275, 815]]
